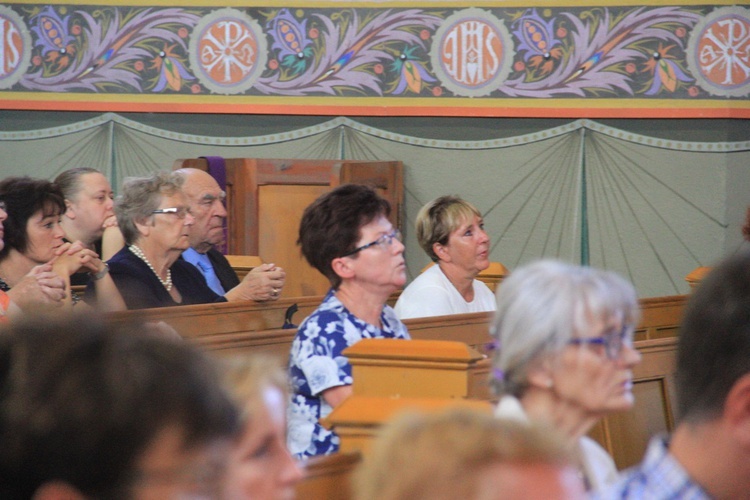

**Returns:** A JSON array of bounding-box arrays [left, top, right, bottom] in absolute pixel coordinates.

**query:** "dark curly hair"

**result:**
[[0, 177, 65, 259]]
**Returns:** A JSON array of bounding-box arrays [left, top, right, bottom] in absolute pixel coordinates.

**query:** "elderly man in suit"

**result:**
[[175, 168, 285, 302]]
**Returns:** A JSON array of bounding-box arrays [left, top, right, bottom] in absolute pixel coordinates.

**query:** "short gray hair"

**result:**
[[115, 171, 184, 245], [490, 260, 639, 397]]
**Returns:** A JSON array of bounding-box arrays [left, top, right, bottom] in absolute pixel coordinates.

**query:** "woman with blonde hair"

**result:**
[[222, 355, 303, 500], [354, 408, 585, 500], [394, 195, 494, 319]]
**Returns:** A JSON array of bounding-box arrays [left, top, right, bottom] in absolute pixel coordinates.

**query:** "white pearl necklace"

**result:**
[[129, 245, 173, 291]]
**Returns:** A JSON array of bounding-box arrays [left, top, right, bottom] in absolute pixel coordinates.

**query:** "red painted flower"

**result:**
[[625, 62, 636, 74], [432, 86, 443, 97], [556, 27, 567, 38], [688, 86, 699, 97], [32, 55, 42, 66], [269, 59, 279, 70], [134, 60, 144, 72], [178, 27, 188, 39], [191, 84, 201, 94], [514, 61, 526, 72], [675, 27, 686, 38], [420, 29, 430, 40], [374, 63, 384, 74], [309, 28, 319, 39], [71, 25, 81, 36]]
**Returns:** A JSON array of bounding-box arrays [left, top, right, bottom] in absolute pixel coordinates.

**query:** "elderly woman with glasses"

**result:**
[[287, 184, 410, 459], [89, 171, 227, 309], [490, 259, 641, 493], [394, 195, 495, 320]]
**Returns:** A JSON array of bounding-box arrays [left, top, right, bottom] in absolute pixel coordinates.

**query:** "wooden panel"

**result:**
[[258, 184, 330, 297], [634, 295, 687, 341], [295, 452, 361, 500], [224, 255, 263, 281], [405, 311, 494, 356], [346, 338, 486, 399]]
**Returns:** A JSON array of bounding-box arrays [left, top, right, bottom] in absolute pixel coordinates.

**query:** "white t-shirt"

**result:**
[[394, 264, 496, 320]]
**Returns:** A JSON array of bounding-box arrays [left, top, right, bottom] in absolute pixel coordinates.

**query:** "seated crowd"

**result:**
[[0, 171, 747, 499]]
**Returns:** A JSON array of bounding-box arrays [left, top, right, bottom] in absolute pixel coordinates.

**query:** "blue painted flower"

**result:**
[[31, 6, 75, 56], [268, 8, 313, 74]]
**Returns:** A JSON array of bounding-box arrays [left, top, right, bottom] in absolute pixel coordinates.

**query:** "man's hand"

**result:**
[[6, 264, 67, 312], [224, 263, 286, 302]]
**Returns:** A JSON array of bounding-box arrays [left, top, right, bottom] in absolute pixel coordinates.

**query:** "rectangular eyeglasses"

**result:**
[[151, 207, 191, 219], [342, 229, 402, 257], [568, 324, 633, 360]]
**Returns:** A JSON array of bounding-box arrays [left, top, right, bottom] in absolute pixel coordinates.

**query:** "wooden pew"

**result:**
[[106, 293, 684, 499], [106, 292, 685, 365], [295, 452, 362, 500]]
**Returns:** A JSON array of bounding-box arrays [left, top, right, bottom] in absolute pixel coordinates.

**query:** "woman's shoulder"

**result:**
[[107, 247, 146, 274], [579, 435, 619, 490]]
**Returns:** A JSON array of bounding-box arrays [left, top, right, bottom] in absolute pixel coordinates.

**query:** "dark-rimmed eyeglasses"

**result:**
[[568, 324, 633, 360], [152, 207, 192, 219], [342, 229, 402, 257]]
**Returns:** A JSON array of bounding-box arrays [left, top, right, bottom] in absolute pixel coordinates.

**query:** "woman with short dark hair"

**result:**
[[288, 184, 410, 459], [0, 176, 123, 312]]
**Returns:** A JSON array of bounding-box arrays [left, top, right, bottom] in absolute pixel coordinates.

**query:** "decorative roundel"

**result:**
[[189, 8, 267, 94], [686, 6, 750, 97], [430, 8, 514, 97], [0, 5, 32, 90]]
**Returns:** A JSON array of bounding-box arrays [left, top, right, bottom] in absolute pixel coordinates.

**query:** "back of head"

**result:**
[[0, 176, 65, 258], [677, 250, 750, 424], [115, 171, 184, 245], [416, 195, 481, 262], [298, 183, 390, 289], [354, 408, 575, 500], [490, 260, 639, 397], [0, 314, 239, 499]]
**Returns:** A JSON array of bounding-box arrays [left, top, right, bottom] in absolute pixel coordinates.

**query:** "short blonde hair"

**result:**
[[221, 355, 288, 422], [416, 196, 481, 262], [354, 408, 572, 500]]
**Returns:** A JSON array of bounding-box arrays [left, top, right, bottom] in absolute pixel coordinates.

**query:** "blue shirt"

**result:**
[[286, 289, 410, 459], [599, 435, 710, 500]]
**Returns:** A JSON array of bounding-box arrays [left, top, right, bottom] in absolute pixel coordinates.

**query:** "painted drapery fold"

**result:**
[[1, 113, 746, 297]]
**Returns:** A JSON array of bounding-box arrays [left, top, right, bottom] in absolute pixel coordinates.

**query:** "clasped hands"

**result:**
[[9, 241, 107, 311], [229, 263, 286, 302]]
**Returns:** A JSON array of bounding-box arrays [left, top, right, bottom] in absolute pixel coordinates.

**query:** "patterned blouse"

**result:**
[[287, 289, 410, 459]]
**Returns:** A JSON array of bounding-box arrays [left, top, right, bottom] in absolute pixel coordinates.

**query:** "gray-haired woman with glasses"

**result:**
[[86, 171, 226, 309], [490, 259, 641, 493], [288, 184, 410, 460]]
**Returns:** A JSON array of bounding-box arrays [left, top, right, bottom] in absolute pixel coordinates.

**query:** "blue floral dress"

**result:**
[[287, 289, 410, 459]]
